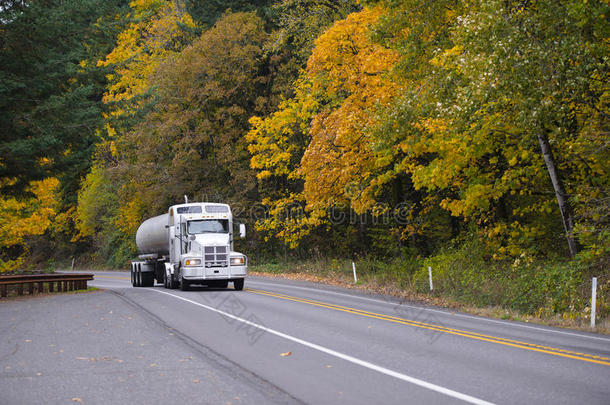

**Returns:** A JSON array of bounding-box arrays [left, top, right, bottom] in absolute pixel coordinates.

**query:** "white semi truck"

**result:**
[[130, 201, 247, 291]]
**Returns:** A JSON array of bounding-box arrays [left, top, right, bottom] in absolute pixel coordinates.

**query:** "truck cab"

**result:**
[[130, 202, 247, 291], [167, 203, 247, 290]]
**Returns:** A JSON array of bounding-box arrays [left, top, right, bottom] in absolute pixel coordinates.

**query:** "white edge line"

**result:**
[[151, 288, 495, 405], [248, 279, 610, 343]]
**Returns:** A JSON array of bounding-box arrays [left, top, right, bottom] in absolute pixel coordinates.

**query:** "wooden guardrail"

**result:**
[[0, 273, 94, 298]]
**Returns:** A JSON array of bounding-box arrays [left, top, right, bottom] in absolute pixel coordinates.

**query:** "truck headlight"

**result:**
[[185, 259, 201, 266], [230, 256, 245, 266]]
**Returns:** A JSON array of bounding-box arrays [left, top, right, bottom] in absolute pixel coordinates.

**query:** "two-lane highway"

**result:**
[[88, 271, 610, 404]]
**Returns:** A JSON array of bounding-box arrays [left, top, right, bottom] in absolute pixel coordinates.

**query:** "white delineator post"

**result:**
[[428, 266, 433, 291], [71, 257, 75, 271], [352, 261, 357, 284], [591, 277, 597, 328]]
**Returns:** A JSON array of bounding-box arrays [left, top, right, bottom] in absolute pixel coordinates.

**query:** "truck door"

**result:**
[[170, 224, 182, 265]]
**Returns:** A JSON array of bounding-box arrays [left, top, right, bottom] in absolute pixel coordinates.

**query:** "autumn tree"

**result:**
[[367, 0, 609, 259], [248, 6, 413, 252], [104, 11, 270, 246], [0, 178, 60, 272], [76, 0, 197, 265]]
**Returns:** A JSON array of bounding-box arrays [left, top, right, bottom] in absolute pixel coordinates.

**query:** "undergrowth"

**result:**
[[251, 240, 609, 328]]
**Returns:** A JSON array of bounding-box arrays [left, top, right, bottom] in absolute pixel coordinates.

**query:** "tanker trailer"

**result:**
[[130, 202, 247, 291]]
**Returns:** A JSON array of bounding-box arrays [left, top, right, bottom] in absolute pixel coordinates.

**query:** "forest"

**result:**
[[1, 0, 608, 323]]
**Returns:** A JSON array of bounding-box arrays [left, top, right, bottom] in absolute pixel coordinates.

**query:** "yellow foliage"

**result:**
[[0, 178, 59, 272], [246, 6, 401, 247], [115, 193, 146, 237], [300, 6, 401, 214], [98, 0, 196, 131]]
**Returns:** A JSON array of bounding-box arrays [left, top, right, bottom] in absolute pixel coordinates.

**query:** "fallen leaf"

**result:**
[[192, 379, 200, 384], [280, 352, 292, 357], [72, 398, 82, 402]]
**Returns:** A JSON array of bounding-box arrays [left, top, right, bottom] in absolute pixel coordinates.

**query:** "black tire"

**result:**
[[131, 265, 136, 287], [133, 264, 141, 287], [180, 277, 189, 291], [163, 271, 169, 288], [142, 272, 154, 287], [233, 279, 244, 291], [219, 281, 229, 289], [168, 273, 178, 289]]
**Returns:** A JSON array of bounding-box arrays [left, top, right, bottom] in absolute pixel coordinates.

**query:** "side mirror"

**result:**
[[239, 223, 246, 239]]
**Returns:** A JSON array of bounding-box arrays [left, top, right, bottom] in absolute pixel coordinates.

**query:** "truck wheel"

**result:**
[[142, 272, 154, 287], [180, 277, 189, 291], [163, 272, 169, 288], [219, 281, 229, 289], [131, 265, 136, 287], [170, 275, 178, 289], [133, 264, 142, 287], [233, 279, 244, 291]]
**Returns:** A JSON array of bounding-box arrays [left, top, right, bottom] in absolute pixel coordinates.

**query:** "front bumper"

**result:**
[[181, 265, 247, 280]]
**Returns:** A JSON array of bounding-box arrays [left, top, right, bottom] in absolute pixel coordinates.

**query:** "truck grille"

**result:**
[[204, 246, 228, 267]]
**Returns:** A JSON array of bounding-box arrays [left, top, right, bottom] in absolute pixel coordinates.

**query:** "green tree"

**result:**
[[0, 0, 127, 199]]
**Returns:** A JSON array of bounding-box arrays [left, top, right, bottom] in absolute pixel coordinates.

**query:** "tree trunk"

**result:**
[[537, 131, 578, 258]]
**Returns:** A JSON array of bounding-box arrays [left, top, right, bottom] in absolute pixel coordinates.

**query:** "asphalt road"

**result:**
[[2, 271, 609, 404]]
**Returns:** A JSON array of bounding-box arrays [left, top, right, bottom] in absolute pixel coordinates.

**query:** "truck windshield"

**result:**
[[187, 219, 229, 234]]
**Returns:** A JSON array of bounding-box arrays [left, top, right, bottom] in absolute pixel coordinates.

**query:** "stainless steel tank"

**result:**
[[135, 214, 169, 256]]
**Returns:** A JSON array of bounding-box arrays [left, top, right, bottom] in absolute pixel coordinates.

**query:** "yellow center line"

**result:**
[[246, 288, 610, 366]]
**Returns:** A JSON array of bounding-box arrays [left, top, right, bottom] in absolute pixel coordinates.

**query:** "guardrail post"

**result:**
[[1, 285, 6, 297], [38, 281, 43, 293], [28, 283, 34, 295]]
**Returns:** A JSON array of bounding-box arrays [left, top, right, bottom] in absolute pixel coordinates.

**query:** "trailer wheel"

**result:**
[[142, 272, 154, 287], [136, 264, 142, 287], [131, 264, 136, 287], [233, 279, 244, 291]]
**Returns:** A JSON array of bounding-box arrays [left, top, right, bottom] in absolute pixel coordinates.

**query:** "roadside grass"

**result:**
[[250, 253, 609, 334]]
